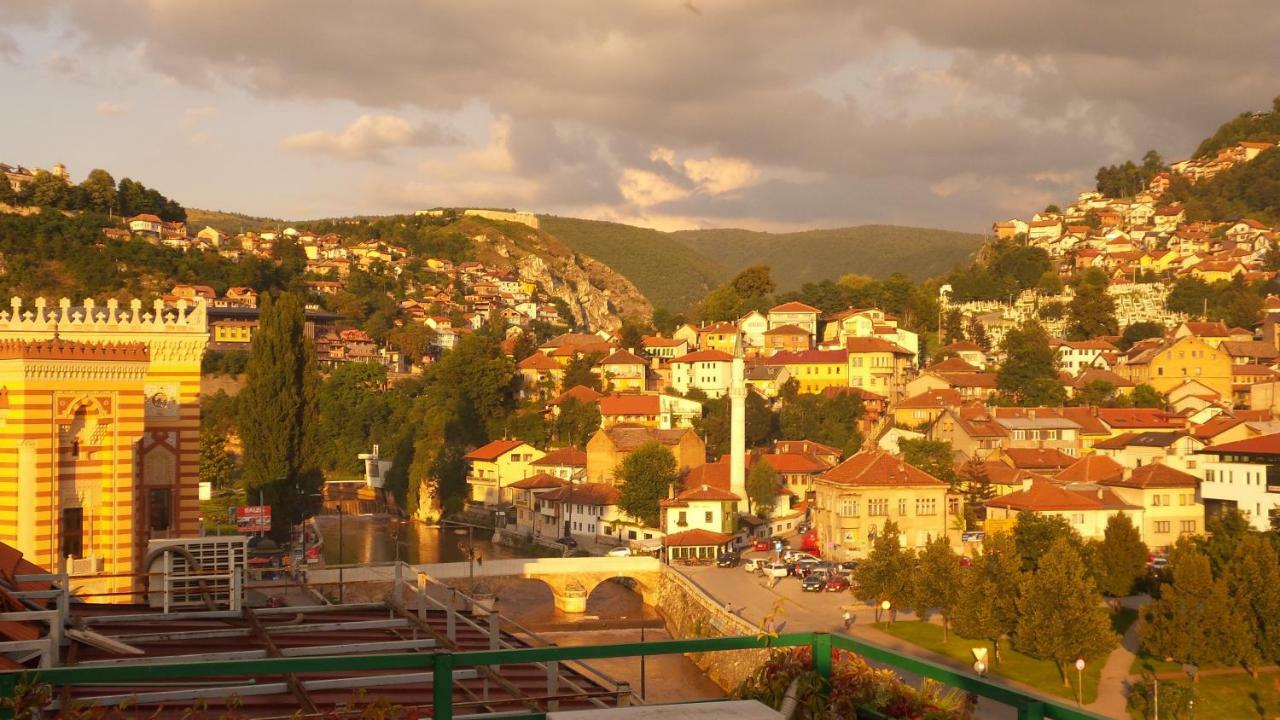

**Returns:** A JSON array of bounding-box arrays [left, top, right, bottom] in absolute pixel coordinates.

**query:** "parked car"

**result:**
[[716, 551, 740, 568], [800, 574, 826, 592], [961, 531, 985, 544], [752, 538, 772, 552], [837, 561, 859, 573], [783, 550, 820, 563], [959, 556, 973, 568], [764, 562, 790, 579], [743, 558, 764, 573], [824, 575, 850, 592], [557, 536, 578, 548], [792, 558, 823, 577], [606, 546, 631, 557]]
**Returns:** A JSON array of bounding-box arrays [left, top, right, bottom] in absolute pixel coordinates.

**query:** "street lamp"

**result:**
[[879, 599, 892, 624], [973, 660, 986, 677], [337, 505, 345, 604], [1074, 658, 1085, 706]]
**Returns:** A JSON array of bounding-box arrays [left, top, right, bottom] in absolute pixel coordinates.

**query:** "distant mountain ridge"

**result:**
[[540, 215, 983, 311]]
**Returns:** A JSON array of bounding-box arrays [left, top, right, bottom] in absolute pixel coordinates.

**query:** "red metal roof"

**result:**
[[662, 529, 735, 547], [599, 393, 660, 416], [821, 451, 946, 487], [464, 439, 530, 461], [1202, 431, 1280, 456]]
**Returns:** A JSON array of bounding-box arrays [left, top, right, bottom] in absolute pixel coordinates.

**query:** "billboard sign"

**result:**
[[235, 505, 272, 533]]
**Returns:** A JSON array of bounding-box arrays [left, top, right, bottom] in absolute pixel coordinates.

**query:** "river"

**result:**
[[314, 514, 516, 565]]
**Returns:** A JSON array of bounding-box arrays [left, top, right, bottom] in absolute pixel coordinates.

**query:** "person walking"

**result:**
[[842, 609, 853, 630]]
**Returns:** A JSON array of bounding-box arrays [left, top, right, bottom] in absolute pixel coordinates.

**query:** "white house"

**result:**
[[670, 349, 734, 398], [1199, 432, 1280, 531]]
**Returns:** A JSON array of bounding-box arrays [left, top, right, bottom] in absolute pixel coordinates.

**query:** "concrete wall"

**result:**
[[653, 565, 768, 692]]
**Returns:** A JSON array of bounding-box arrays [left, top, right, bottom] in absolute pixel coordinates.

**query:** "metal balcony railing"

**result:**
[[1, 628, 1106, 720]]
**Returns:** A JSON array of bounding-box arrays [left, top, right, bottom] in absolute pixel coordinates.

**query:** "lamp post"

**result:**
[[1074, 657, 1085, 707], [337, 505, 345, 604], [441, 519, 485, 587], [880, 599, 892, 624]]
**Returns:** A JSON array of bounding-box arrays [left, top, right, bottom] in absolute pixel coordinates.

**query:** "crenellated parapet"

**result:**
[[0, 296, 208, 334], [0, 338, 149, 362]]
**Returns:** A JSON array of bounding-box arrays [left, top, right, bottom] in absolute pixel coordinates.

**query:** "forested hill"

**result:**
[[538, 215, 724, 313], [539, 215, 983, 312], [671, 225, 984, 292]]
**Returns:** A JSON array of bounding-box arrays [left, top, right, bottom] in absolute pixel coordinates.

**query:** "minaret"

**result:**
[[729, 332, 747, 514]]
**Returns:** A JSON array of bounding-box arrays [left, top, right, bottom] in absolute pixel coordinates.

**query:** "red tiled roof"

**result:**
[[820, 386, 887, 403], [663, 529, 735, 547], [896, 389, 962, 409], [549, 385, 603, 406], [538, 483, 619, 505], [531, 447, 587, 468], [763, 324, 809, 336], [507, 473, 567, 490], [845, 337, 912, 354], [599, 349, 646, 366], [1202, 431, 1280, 456], [772, 439, 843, 458], [677, 483, 740, 501], [1096, 408, 1184, 429], [760, 452, 830, 474], [600, 393, 660, 416], [1190, 416, 1244, 440], [1181, 321, 1230, 337], [769, 301, 821, 314], [672, 349, 733, 363], [1103, 463, 1198, 489], [821, 451, 946, 487], [517, 353, 560, 370], [1055, 454, 1126, 485], [1058, 406, 1113, 434], [986, 479, 1139, 512], [463, 439, 530, 461], [1002, 447, 1077, 470], [769, 349, 848, 365], [928, 357, 982, 373]]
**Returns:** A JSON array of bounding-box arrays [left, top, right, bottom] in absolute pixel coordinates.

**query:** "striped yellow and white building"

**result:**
[[0, 296, 207, 601]]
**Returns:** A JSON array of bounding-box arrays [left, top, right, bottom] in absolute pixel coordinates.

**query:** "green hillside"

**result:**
[[538, 215, 724, 312], [187, 208, 288, 236], [671, 225, 984, 291]]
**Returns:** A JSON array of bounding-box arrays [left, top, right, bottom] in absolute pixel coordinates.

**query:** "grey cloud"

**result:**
[[26, 1, 1280, 229]]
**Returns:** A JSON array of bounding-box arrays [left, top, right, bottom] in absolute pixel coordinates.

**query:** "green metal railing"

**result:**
[[0, 631, 1107, 720]]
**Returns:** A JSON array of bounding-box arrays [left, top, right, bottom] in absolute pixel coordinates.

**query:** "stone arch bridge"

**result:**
[[418, 556, 661, 613]]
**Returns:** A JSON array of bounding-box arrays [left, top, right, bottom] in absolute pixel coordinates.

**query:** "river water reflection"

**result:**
[[315, 514, 514, 565]]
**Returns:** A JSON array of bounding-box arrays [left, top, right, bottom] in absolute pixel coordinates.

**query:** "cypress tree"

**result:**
[[1015, 537, 1117, 686], [853, 521, 915, 622], [1093, 513, 1149, 597], [239, 292, 320, 542], [952, 532, 1023, 665], [912, 535, 962, 641], [1222, 534, 1280, 668], [1139, 545, 1255, 671]]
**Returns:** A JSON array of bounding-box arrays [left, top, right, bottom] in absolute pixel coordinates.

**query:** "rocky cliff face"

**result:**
[[463, 218, 652, 331]]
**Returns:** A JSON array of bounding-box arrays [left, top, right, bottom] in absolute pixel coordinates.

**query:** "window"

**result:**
[[1155, 521, 1171, 533], [1180, 520, 1196, 533], [148, 489, 172, 533], [898, 498, 908, 516], [1206, 469, 1215, 482], [62, 508, 84, 559], [868, 499, 888, 516], [677, 511, 687, 526], [1072, 513, 1085, 524], [839, 499, 858, 516], [704, 511, 713, 523], [1152, 495, 1164, 507], [915, 498, 937, 515]]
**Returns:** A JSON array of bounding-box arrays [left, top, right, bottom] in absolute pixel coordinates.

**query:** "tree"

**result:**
[[957, 458, 995, 523], [697, 392, 778, 458], [897, 438, 957, 487], [997, 322, 1064, 406], [1012, 511, 1082, 572], [198, 428, 236, 489], [853, 521, 915, 622], [1015, 538, 1117, 686], [941, 309, 965, 345], [913, 536, 962, 641], [1092, 513, 1148, 597], [553, 398, 601, 448], [1074, 380, 1117, 408], [731, 264, 776, 297], [1223, 533, 1280, 665], [615, 442, 679, 527], [952, 532, 1023, 665], [1202, 508, 1250, 575], [618, 318, 653, 351], [27, 172, 70, 208], [1066, 282, 1118, 340], [387, 323, 437, 364], [1140, 545, 1256, 670], [79, 169, 117, 213], [651, 307, 683, 335], [778, 391, 864, 455], [561, 352, 602, 392], [238, 292, 321, 542], [746, 459, 779, 518], [0, 176, 15, 205], [1129, 384, 1164, 409], [966, 318, 991, 352]]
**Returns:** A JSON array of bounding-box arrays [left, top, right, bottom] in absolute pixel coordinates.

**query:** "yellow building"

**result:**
[[1116, 335, 1232, 399], [984, 478, 1141, 541], [811, 451, 957, 558], [771, 349, 848, 395], [463, 439, 546, 507], [1098, 463, 1202, 550], [211, 319, 255, 345], [845, 338, 913, 401], [0, 297, 208, 602]]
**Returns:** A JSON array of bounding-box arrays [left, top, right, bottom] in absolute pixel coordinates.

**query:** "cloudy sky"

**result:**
[[3, 2, 1277, 232]]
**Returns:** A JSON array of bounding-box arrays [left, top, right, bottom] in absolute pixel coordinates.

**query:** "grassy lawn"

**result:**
[[1128, 673, 1280, 719], [876, 621, 1105, 704]]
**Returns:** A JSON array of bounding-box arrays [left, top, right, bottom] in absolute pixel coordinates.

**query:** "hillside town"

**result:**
[[7, 28, 1280, 714]]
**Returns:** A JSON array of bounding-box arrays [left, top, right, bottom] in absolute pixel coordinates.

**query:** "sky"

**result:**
[[3, 2, 1279, 232]]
